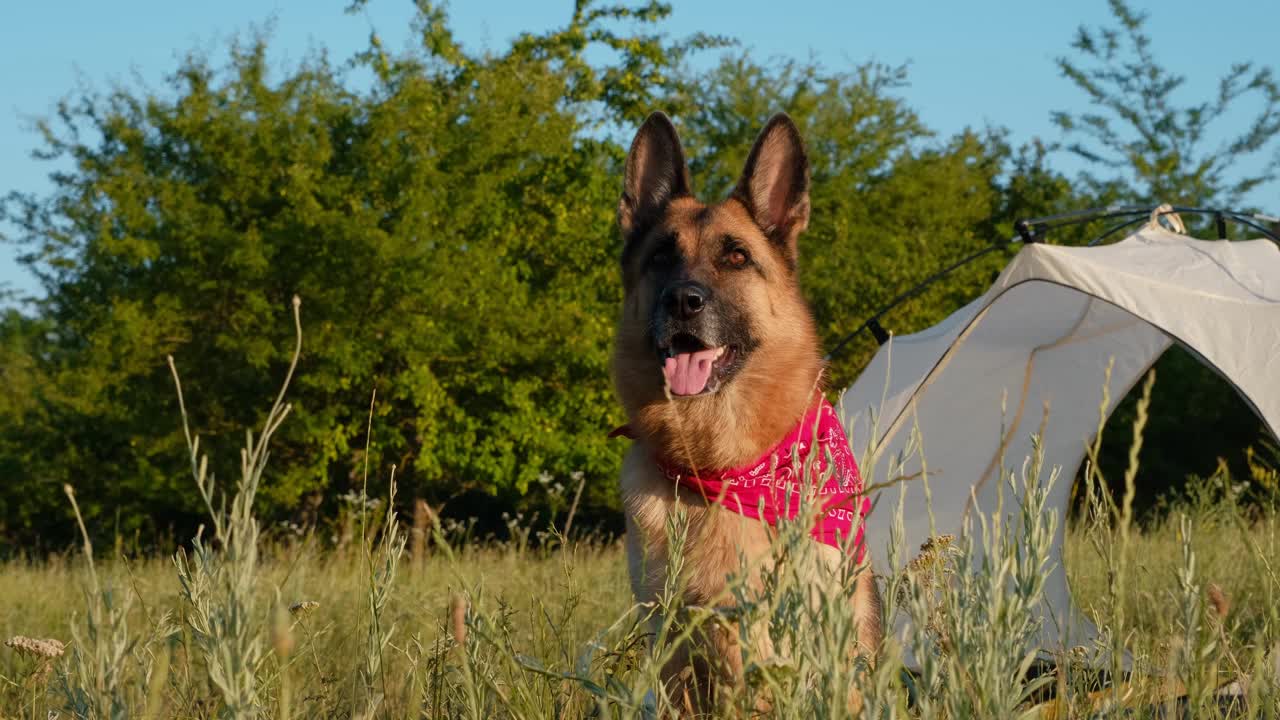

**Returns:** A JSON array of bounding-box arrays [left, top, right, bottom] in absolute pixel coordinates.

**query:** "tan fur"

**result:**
[[612, 113, 881, 714]]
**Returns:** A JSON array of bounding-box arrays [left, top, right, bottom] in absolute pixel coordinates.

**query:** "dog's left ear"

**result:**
[[731, 113, 810, 260]]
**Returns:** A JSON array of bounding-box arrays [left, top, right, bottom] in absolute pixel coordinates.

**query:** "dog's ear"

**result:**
[[619, 112, 690, 240], [731, 113, 810, 260]]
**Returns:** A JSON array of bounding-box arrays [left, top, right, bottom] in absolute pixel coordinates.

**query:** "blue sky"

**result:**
[[2, 1, 1277, 301]]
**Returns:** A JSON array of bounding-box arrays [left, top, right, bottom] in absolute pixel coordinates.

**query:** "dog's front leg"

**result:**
[[624, 523, 716, 714], [847, 565, 883, 713]]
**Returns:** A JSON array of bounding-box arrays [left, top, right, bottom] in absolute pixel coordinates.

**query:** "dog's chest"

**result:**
[[619, 443, 775, 604]]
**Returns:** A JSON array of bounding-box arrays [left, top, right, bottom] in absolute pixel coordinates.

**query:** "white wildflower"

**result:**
[[5, 636, 65, 659], [288, 600, 321, 618]]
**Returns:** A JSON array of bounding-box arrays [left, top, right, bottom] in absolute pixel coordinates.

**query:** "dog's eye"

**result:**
[[648, 240, 676, 270], [726, 247, 750, 268]]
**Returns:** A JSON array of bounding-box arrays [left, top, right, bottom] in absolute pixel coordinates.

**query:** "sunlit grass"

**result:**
[[0, 516, 1276, 717], [2, 303, 1277, 718]]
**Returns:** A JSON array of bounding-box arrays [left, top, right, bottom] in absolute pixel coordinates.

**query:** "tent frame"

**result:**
[[825, 205, 1280, 361], [838, 212, 1280, 680]]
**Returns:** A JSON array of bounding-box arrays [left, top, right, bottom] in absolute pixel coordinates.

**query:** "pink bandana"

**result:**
[[612, 397, 870, 563]]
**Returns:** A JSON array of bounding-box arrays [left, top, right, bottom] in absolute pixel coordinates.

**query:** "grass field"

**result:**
[[3, 312, 1278, 718], [0, 504, 1278, 718]]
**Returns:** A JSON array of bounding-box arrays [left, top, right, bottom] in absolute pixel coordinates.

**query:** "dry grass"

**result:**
[[0, 516, 1275, 718], [0, 541, 630, 717]]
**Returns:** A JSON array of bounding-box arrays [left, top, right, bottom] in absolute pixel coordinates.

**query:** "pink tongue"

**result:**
[[663, 348, 721, 396]]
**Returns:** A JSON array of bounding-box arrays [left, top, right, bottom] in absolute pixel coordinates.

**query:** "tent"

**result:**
[[836, 208, 1280, 659]]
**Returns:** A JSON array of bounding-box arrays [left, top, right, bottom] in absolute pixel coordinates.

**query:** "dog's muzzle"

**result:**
[[651, 282, 746, 397]]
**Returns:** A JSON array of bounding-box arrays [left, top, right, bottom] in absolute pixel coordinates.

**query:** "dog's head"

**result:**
[[612, 112, 823, 466]]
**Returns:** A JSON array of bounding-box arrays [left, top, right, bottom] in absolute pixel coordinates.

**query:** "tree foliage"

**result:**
[[1053, 0, 1280, 208]]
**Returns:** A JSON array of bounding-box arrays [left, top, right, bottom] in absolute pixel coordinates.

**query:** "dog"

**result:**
[[611, 111, 881, 713]]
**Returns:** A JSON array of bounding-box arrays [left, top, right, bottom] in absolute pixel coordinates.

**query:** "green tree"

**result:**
[[1053, 0, 1280, 209]]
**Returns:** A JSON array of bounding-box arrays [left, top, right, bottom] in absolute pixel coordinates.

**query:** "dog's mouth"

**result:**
[[658, 332, 741, 397]]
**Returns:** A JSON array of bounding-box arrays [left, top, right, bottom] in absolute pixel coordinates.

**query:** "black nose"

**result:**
[[665, 282, 709, 320]]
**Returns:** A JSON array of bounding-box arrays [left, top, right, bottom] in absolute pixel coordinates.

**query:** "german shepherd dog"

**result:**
[[612, 112, 881, 712]]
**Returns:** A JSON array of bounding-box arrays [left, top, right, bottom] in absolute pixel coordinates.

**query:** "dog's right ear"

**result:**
[[619, 112, 690, 240]]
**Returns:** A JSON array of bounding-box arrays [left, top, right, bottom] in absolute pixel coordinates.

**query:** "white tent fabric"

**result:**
[[838, 223, 1280, 659]]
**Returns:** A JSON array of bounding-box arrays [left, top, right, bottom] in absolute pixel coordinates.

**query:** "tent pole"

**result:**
[[1086, 216, 1149, 247], [1222, 211, 1280, 245], [822, 243, 1005, 361]]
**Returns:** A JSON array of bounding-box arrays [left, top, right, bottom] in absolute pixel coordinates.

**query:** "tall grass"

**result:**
[[1, 304, 1277, 718]]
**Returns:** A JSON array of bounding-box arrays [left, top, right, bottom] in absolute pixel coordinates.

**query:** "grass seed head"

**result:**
[[1207, 583, 1230, 620]]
